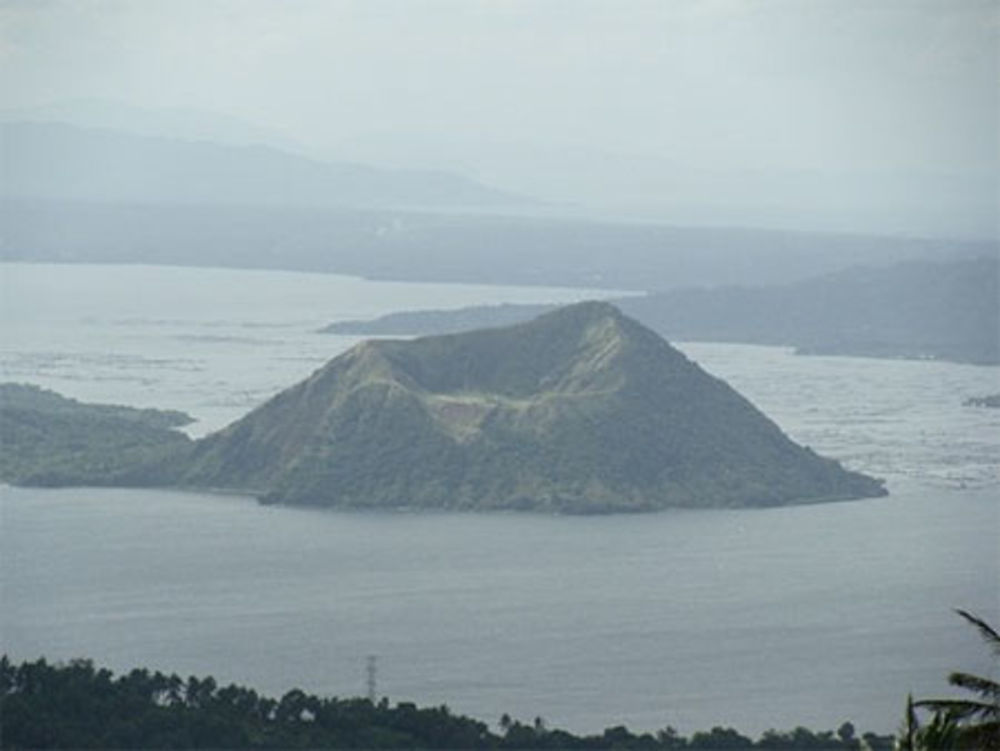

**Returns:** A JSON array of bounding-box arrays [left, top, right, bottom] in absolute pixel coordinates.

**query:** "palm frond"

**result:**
[[900, 694, 918, 751], [907, 612, 1000, 748], [949, 671, 1000, 701], [917, 710, 960, 750], [956, 609, 1000, 656], [915, 698, 999, 721]]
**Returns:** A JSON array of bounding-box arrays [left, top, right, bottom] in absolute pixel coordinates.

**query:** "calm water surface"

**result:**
[[2, 485, 996, 735], [1, 262, 997, 736]]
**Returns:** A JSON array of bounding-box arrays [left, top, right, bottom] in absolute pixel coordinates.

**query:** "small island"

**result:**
[[182, 302, 885, 512], [1, 304, 886, 512]]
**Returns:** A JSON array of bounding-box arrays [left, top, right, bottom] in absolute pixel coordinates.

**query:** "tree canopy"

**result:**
[[0, 656, 892, 750]]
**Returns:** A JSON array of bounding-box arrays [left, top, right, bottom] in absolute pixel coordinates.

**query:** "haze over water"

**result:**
[[2, 263, 997, 736]]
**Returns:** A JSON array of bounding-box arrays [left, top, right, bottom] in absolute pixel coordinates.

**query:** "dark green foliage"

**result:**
[[0, 657, 491, 749], [861, 732, 895, 751], [0, 656, 884, 750], [755, 727, 847, 749], [688, 727, 754, 749], [184, 302, 885, 512], [908, 610, 1000, 750], [0, 383, 193, 487]]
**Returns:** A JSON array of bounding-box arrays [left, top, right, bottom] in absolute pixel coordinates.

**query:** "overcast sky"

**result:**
[[2, 0, 996, 177]]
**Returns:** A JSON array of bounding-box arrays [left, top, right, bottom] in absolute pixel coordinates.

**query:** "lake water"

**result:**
[[1, 262, 998, 736]]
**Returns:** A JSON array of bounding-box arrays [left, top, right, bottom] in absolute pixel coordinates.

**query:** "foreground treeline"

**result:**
[[0, 656, 893, 750]]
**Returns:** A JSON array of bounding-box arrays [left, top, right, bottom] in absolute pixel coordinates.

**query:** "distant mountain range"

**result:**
[[3, 108, 994, 292], [0, 121, 530, 210], [0, 304, 886, 512], [337, 131, 1000, 240], [325, 257, 1000, 365], [2, 195, 991, 291], [3, 98, 995, 239], [0, 98, 307, 152]]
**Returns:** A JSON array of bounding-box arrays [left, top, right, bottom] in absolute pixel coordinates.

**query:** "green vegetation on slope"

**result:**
[[0, 383, 192, 487], [184, 302, 885, 511], [0, 656, 894, 750]]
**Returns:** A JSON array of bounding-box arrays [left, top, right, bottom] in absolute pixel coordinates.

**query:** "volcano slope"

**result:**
[[179, 302, 885, 512]]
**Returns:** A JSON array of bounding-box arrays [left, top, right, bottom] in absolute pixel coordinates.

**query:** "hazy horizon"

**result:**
[[2, 0, 997, 239]]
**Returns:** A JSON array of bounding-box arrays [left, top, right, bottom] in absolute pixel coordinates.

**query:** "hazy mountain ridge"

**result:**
[[0, 121, 530, 210], [3, 197, 992, 292], [2, 115, 990, 290], [9, 98, 994, 240], [325, 257, 1000, 365], [0, 98, 307, 152], [337, 130, 1000, 240], [181, 302, 885, 512]]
